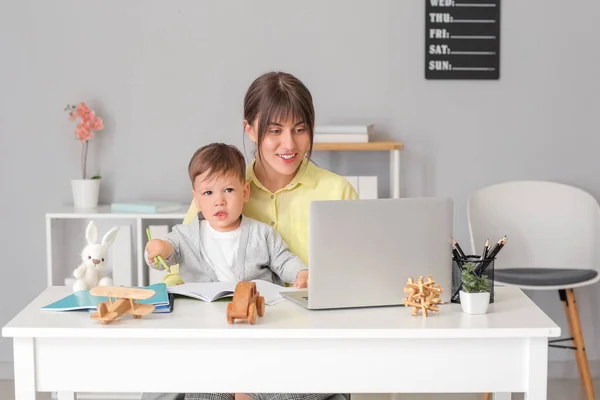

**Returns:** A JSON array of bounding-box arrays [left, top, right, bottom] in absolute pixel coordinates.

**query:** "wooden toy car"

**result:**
[[226, 281, 265, 324]]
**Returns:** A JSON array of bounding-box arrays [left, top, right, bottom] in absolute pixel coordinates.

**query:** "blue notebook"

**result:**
[[41, 283, 172, 313], [110, 201, 183, 213]]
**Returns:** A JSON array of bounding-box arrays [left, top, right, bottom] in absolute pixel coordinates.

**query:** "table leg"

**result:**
[[13, 338, 36, 400], [390, 149, 401, 199], [57, 392, 76, 400], [525, 338, 548, 400]]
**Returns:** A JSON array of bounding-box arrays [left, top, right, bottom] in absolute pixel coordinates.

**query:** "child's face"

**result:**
[[245, 117, 311, 179], [192, 172, 250, 232]]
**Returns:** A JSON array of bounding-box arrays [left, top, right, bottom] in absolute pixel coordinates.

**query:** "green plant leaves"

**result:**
[[461, 262, 491, 293]]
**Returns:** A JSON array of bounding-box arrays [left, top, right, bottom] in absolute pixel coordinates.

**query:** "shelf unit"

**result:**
[[45, 206, 186, 289], [312, 141, 403, 198]]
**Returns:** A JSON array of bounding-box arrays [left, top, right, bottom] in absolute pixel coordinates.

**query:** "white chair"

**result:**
[[467, 180, 600, 400]]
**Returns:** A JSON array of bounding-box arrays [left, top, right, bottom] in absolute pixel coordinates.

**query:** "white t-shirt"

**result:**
[[199, 220, 239, 281]]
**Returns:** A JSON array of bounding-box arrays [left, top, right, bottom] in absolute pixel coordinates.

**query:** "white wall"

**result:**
[[1, 0, 599, 373]]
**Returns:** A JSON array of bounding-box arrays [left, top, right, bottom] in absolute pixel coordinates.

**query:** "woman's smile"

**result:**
[[277, 153, 298, 164]]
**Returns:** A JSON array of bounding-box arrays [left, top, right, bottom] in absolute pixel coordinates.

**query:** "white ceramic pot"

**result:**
[[71, 179, 100, 209], [459, 291, 490, 315]]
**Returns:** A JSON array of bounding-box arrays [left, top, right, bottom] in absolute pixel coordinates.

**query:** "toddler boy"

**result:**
[[145, 142, 308, 288]]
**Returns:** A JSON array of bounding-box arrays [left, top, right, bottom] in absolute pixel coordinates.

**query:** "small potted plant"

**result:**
[[459, 262, 492, 315], [65, 102, 104, 209]]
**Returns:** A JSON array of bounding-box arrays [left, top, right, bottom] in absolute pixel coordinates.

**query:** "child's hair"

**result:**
[[243, 71, 315, 161], [188, 143, 246, 187]]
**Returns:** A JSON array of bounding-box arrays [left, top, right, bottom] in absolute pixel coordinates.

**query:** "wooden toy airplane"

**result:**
[[90, 286, 156, 325]]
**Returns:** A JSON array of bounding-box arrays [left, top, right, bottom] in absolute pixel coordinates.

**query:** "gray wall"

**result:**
[[1, 0, 599, 371]]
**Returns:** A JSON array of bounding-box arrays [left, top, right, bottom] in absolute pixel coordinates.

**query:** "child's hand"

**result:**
[[293, 269, 308, 288], [146, 239, 173, 266]]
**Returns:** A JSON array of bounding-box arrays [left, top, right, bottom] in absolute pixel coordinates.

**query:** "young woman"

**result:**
[[183, 71, 357, 266], [160, 71, 357, 400]]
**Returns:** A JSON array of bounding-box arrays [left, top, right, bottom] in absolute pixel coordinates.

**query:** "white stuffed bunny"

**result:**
[[72, 221, 119, 292]]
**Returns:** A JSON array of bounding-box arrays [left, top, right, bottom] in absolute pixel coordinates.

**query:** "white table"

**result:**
[[2, 286, 560, 400]]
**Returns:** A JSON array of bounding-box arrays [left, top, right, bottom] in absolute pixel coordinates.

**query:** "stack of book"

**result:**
[[41, 283, 174, 313], [110, 201, 185, 214], [313, 124, 373, 143]]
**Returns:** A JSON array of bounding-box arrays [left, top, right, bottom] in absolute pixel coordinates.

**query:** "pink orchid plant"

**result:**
[[65, 102, 104, 179]]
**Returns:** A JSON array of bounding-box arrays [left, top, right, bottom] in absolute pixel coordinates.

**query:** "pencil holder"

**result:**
[[451, 255, 495, 304]]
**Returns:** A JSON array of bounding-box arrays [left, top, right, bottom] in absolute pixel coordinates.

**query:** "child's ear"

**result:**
[[192, 189, 201, 211], [242, 182, 250, 202], [244, 120, 257, 143]]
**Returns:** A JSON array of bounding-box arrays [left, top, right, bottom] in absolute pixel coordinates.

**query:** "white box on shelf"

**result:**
[[358, 176, 378, 199]]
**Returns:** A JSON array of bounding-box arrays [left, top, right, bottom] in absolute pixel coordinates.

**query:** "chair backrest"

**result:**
[[467, 180, 600, 271]]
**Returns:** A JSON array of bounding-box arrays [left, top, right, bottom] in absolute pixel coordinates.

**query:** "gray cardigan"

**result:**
[[146, 214, 307, 285]]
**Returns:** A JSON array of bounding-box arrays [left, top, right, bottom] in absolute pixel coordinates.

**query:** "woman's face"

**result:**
[[245, 117, 311, 179]]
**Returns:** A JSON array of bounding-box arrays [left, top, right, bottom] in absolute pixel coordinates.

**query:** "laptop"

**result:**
[[280, 197, 453, 310]]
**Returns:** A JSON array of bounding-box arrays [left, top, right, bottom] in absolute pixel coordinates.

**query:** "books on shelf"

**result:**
[[314, 124, 375, 134], [166, 280, 300, 306], [41, 283, 174, 313], [313, 124, 373, 143], [110, 201, 185, 214], [314, 134, 368, 143]]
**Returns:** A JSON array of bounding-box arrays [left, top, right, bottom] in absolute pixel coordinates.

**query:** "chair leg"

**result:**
[[483, 393, 491, 400], [563, 288, 594, 400]]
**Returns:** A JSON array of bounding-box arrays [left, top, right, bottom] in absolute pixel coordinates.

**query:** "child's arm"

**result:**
[[145, 239, 174, 270], [266, 228, 308, 287], [144, 224, 189, 270]]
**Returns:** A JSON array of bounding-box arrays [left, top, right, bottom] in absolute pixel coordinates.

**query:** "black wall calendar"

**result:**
[[425, 0, 500, 79]]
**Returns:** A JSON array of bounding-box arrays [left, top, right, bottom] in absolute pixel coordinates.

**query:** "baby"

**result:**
[[145, 142, 308, 288]]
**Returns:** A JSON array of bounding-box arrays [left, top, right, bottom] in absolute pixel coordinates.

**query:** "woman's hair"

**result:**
[[188, 143, 246, 187], [243, 71, 315, 161]]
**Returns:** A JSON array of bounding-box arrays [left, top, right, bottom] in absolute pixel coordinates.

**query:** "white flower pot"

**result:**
[[459, 290, 490, 315], [71, 179, 100, 209]]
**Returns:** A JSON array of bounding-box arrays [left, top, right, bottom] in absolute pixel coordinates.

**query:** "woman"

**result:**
[[183, 71, 357, 266], [177, 71, 357, 400]]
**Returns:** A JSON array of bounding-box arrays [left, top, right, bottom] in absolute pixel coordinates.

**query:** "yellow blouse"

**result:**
[[182, 158, 358, 264]]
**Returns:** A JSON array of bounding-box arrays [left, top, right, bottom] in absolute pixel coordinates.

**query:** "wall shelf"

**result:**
[[313, 141, 403, 151]]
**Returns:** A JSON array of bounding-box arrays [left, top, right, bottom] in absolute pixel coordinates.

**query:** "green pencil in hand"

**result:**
[[145, 228, 171, 273]]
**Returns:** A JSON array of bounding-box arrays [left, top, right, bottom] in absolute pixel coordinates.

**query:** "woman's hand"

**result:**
[[293, 269, 308, 288], [146, 239, 173, 266]]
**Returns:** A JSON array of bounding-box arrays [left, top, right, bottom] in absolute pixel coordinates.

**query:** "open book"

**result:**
[[167, 280, 300, 306]]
